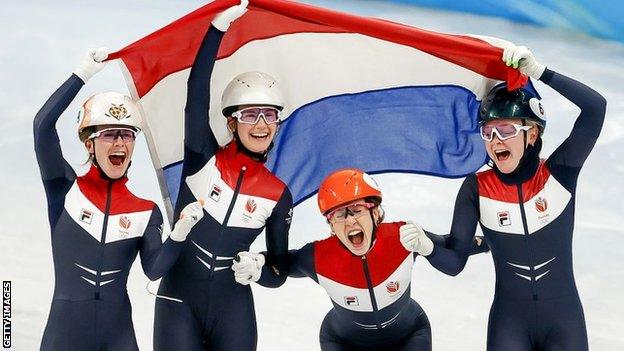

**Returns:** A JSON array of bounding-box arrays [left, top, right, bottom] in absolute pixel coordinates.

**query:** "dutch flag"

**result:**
[[108, 0, 528, 222]]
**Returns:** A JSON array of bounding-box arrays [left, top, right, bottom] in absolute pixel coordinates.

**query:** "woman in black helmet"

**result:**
[[398, 44, 606, 350]]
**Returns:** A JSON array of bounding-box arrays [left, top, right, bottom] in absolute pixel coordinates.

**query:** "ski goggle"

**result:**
[[480, 122, 533, 142], [89, 128, 137, 143], [326, 203, 375, 224], [231, 107, 281, 125]]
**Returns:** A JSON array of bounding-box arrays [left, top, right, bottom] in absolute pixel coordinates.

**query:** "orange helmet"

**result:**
[[317, 169, 382, 215]]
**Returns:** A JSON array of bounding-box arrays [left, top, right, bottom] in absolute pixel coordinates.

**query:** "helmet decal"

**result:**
[[362, 173, 380, 191], [529, 98, 546, 119], [106, 103, 130, 121]]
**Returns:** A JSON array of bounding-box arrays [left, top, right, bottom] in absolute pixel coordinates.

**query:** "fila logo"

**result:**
[[344, 296, 359, 306], [79, 209, 93, 224], [209, 184, 222, 203], [497, 211, 511, 227]]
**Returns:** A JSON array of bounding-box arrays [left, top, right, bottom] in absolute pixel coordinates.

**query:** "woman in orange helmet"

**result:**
[[246, 169, 486, 351]]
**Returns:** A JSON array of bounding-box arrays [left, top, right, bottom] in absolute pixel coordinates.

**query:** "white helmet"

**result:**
[[77, 92, 143, 140], [221, 71, 285, 117]]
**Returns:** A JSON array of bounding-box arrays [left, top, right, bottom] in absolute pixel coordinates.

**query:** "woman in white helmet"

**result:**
[[34, 48, 203, 350], [153, 1, 293, 350]]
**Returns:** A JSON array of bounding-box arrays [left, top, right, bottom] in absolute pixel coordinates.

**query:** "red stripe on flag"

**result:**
[[109, 0, 526, 98]]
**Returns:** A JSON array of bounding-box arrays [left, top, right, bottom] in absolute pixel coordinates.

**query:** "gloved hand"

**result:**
[[232, 252, 265, 285], [399, 221, 434, 256], [170, 200, 205, 242], [73, 47, 109, 82], [502, 45, 546, 80], [212, 0, 249, 32]]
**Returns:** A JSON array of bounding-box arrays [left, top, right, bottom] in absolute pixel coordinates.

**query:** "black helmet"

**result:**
[[480, 85, 546, 131]]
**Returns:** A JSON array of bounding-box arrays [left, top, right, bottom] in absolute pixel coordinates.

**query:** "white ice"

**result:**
[[0, 0, 623, 350]]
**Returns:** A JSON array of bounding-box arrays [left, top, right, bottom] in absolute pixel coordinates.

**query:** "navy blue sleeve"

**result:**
[[139, 205, 184, 281], [183, 25, 225, 176], [542, 69, 607, 187], [33, 74, 83, 228], [287, 243, 318, 283], [425, 232, 488, 255], [257, 188, 293, 288], [425, 175, 480, 276]]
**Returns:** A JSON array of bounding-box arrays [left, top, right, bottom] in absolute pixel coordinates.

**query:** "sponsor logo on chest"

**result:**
[[386, 281, 401, 296], [242, 198, 257, 223], [79, 209, 93, 224], [497, 211, 511, 227], [535, 196, 550, 224], [209, 184, 222, 203], [118, 216, 132, 238], [344, 296, 359, 306]]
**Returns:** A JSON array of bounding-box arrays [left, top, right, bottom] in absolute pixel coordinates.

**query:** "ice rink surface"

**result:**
[[1, 0, 623, 350]]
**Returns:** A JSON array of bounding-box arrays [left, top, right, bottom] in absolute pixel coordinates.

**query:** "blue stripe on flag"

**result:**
[[164, 161, 183, 210], [266, 85, 487, 205]]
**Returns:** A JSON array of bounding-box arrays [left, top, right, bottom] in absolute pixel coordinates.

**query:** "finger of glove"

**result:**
[[400, 224, 418, 234], [502, 47, 513, 64], [92, 47, 109, 62], [511, 47, 528, 67]]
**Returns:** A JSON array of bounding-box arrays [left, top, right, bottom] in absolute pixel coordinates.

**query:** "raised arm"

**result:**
[[183, 25, 224, 174], [184, 1, 248, 175], [34, 48, 108, 227], [541, 68, 607, 170], [502, 45, 607, 172]]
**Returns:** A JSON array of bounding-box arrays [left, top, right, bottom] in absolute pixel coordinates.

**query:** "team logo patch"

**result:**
[[245, 199, 257, 214], [386, 281, 400, 295], [118, 216, 131, 238], [497, 211, 511, 226], [106, 103, 130, 120], [535, 197, 548, 213], [119, 216, 132, 229], [344, 296, 359, 306], [209, 184, 222, 203], [79, 209, 93, 224]]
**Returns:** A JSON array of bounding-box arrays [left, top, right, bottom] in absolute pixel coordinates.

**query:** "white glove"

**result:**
[[212, 0, 249, 32], [73, 47, 109, 82], [502, 45, 546, 80], [232, 251, 265, 285], [170, 200, 204, 242], [399, 221, 433, 257]]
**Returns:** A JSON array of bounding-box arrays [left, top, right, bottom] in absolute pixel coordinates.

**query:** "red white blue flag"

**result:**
[[109, 0, 528, 221]]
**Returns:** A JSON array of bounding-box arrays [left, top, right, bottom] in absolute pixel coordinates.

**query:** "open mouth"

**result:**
[[109, 151, 127, 166], [348, 230, 364, 246], [250, 132, 269, 141], [494, 149, 511, 162]]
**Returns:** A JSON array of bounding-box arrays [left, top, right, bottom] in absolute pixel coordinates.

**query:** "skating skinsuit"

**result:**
[[290, 222, 431, 351], [427, 68, 606, 351], [153, 26, 292, 351], [34, 75, 183, 350]]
